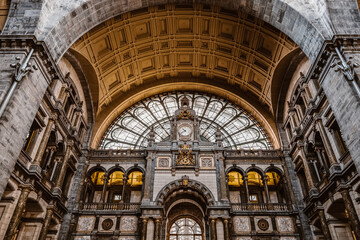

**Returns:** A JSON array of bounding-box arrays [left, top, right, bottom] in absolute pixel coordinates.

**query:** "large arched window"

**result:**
[[100, 92, 272, 150], [169, 217, 202, 240]]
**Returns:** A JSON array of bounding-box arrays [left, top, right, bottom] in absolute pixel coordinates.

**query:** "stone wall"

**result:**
[[0, 44, 52, 198]]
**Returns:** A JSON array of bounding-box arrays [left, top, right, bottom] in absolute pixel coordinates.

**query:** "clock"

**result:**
[[179, 125, 192, 136]]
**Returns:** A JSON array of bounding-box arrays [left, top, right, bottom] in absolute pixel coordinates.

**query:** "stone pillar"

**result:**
[[318, 209, 332, 240], [121, 176, 127, 203], [244, 176, 250, 203], [4, 186, 31, 240], [316, 120, 337, 167], [263, 175, 270, 203], [340, 188, 360, 239], [142, 155, 154, 203], [300, 148, 316, 190], [210, 219, 217, 240], [223, 219, 230, 240], [53, 142, 72, 195], [141, 218, 148, 240], [315, 147, 328, 172], [38, 206, 54, 240], [217, 156, 228, 202], [154, 219, 161, 240], [32, 117, 55, 167], [100, 174, 108, 203]]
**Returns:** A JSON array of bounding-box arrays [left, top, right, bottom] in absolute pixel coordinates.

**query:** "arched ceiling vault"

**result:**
[[69, 4, 300, 149]]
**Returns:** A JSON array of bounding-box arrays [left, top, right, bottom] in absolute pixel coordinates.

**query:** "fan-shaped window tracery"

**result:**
[[99, 92, 272, 150]]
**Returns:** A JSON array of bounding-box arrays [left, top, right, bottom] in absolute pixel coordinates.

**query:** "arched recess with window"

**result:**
[[226, 168, 246, 204], [106, 167, 125, 203], [84, 167, 106, 203], [124, 167, 144, 203], [156, 179, 215, 239], [246, 167, 266, 204], [264, 167, 289, 204]]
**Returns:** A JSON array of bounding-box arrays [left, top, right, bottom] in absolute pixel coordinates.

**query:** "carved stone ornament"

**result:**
[[257, 218, 269, 231], [176, 109, 194, 120], [102, 218, 114, 230], [158, 157, 170, 167], [201, 157, 212, 168], [176, 144, 195, 166]]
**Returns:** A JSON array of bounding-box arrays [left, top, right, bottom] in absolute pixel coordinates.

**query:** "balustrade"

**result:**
[[231, 203, 292, 212], [81, 202, 141, 211]]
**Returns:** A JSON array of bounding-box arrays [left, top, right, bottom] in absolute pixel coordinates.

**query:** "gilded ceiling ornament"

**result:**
[[176, 109, 194, 120], [176, 144, 195, 166]]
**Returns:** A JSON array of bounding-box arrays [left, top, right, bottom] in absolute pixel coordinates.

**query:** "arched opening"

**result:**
[[107, 170, 124, 203], [86, 169, 105, 203], [247, 170, 265, 203], [327, 199, 356, 240], [169, 216, 203, 240], [227, 170, 246, 203], [166, 198, 206, 240], [124, 170, 143, 203]]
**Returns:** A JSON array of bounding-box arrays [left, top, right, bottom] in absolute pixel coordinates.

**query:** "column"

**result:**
[[154, 219, 161, 240], [53, 142, 72, 195], [315, 147, 328, 172], [217, 156, 228, 202], [316, 120, 337, 166], [141, 218, 148, 240], [318, 209, 332, 240], [32, 117, 55, 167], [210, 219, 217, 240], [38, 206, 54, 240], [262, 175, 270, 204], [340, 189, 360, 239], [142, 155, 154, 203], [120, 176, 127, 203], [223, 219, 230, 240], [4, 186, 31, 240], [100, 174, 109, 203], [244, 176, 249, 203], [300, 148, 317, 191]]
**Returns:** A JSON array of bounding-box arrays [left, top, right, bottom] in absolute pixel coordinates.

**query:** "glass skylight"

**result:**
[[99, 92, 272, 150]]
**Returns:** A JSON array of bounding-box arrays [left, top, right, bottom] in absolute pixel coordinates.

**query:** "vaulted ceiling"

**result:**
[[70, 4, 300, 148], [71, 4, 297, 113]]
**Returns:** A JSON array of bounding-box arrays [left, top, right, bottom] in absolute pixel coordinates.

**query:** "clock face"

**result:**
[[179, 126, 192, 136]]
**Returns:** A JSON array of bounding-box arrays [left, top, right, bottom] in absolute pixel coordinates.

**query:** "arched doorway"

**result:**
[[166, 201, 205, 240], [169, 217, 202, 240], [155, 178, 216, 240]]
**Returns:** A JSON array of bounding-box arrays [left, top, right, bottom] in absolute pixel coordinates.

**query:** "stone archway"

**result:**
[[2, 0, 338, 62], [155, 178, 216, 207]]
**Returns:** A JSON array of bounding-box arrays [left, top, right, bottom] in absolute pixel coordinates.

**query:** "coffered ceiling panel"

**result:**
[[71, 4, 297, 115]]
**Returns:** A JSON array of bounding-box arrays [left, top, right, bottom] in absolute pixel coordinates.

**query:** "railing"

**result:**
[[89, 149, 146, 157], [81, 202, 141, 211], [231, 203, 292, 212], [224, 150, 283, 158]]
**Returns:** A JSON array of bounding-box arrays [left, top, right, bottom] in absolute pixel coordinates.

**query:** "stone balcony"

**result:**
[[231, 203, 293, 212], [80, 202, 141, 211]]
